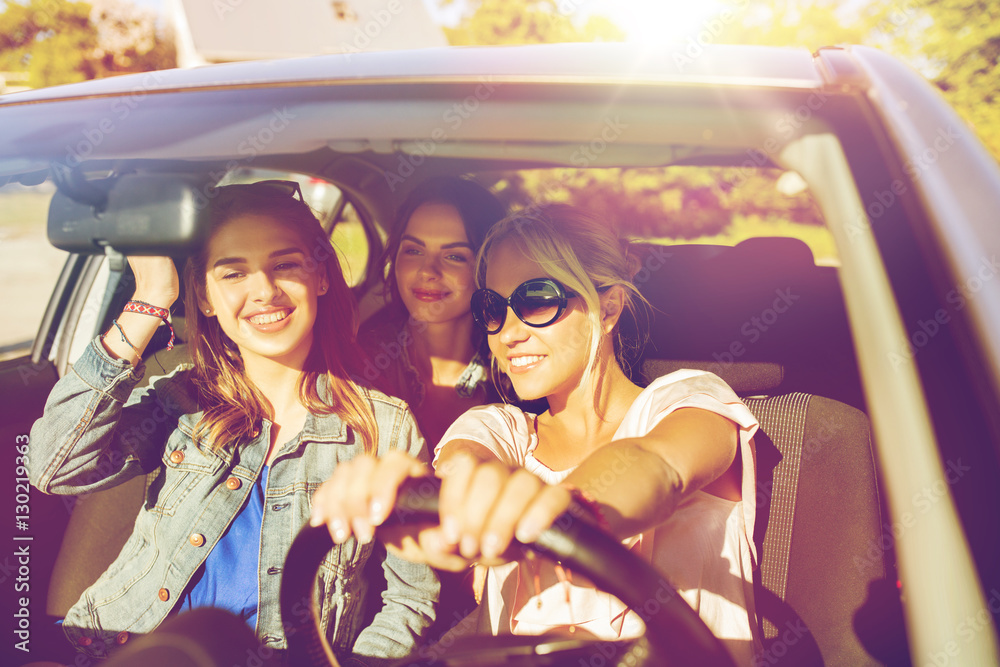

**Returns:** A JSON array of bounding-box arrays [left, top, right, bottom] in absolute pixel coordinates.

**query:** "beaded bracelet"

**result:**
[[124, 300, 174, 350]]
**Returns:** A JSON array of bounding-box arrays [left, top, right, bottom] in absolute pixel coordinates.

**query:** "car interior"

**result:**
[[6, 43, 1000, 666], [19, 150, 906, 666]]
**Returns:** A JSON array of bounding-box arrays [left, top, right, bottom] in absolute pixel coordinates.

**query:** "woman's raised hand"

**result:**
[[128, 255, 179, 308], [309, 450, 573, 570], [100, 256, 179, 364]]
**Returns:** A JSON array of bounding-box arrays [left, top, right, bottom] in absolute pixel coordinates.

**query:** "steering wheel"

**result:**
[[280, 478, 736, 667]]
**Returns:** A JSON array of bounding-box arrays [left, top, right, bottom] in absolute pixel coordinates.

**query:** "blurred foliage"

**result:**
[[711, 0, 999, 162], [708, 1, 871, 49], [439, 0, 997, 253], [0, 0, 175, 88], [487, 167, 823, 240], [0, 0, 94, 86], [863, 0, 1000, 161], [442, 0, 624, 45]]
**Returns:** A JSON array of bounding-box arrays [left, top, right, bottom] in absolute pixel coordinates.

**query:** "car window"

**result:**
[[0, 182, 70, 361], [330, 200, 378, 288], [486, 165, 836, 266]]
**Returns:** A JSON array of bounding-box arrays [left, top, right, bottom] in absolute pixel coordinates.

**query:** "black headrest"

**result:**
[[642, 359, 785, 395]]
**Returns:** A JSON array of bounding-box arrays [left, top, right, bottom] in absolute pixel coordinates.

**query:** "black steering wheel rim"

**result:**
[[280, 477, 736, 667]]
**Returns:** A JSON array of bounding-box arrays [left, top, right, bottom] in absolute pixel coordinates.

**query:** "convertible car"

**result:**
[[1, 42, 999, 666]]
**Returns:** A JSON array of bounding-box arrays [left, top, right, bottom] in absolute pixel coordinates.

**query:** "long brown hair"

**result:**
[[182, 183, 378, 453], [381, 175, 507, 308]]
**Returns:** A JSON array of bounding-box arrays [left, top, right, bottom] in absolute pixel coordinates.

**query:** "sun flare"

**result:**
[[588, 0, 730, 45]]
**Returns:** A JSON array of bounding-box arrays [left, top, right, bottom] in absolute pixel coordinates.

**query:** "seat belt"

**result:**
[[743, 392, 811, 638]]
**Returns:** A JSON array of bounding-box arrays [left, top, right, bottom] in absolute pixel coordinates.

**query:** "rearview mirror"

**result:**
[[48, 173, 212, 254]]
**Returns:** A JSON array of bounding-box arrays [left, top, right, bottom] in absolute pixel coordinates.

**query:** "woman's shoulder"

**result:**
[[356, 383, 412, 413], [435, 402, 538, 468], [354, 383, 428, 438], [133, 363, 201, 416], [356, 310, 420, 402], [440, 402, 536, 447], [623, 368, 759, 433], [459, 401, 533, 422]]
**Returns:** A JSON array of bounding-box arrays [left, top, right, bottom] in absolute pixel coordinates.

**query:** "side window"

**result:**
[[330, 201, 377, 288], [0, 182, 70, 362]]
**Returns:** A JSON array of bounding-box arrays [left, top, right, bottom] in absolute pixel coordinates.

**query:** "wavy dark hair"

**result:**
[[182, 184, 378, 454], [380, 175, 507, 308]]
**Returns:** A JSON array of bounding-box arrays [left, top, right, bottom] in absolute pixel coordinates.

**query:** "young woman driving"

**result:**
[[311, 203, 762, 664], [29, 181, 437, 665]]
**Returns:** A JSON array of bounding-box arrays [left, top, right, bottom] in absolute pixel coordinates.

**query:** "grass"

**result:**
[[0, 190, 52, 237]]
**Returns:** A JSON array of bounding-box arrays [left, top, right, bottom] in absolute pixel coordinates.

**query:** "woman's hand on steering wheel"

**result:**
[[296, 454, 736, 667], [309, 451, 573, 571]]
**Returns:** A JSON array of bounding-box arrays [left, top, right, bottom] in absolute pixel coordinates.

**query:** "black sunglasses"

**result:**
[[472, 278, 580, 335], [212, 179, 304, 202]]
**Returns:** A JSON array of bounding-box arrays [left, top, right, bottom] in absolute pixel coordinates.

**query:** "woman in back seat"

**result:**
[[359, 176, 519, 643], [312, 203, 763, 664], [360, 176, 507, 447]]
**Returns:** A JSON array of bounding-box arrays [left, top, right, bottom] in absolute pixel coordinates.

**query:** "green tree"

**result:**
[[710, 1, 871, 49], [0, 0, 175, 89], [708, 0, 999, 161], [89, 0, 176, 75], [865, 0, 1000, 161], [443, 0, 624, 45], [0, 0, 96, 87]]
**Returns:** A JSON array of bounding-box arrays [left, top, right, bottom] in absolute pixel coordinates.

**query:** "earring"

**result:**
[[205, 308, 212, 315]]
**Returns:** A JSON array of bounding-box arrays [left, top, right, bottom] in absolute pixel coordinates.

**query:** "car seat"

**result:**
[[635, 237, 905, 665], [647, 358, 906, 665]]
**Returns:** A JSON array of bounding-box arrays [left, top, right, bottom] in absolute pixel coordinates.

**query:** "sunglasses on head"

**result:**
[[212, 179, 304, 202], [472, 278, 581, 335]]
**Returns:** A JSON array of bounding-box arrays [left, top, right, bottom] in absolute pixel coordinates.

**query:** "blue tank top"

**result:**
[[177, 466, 268, 630]]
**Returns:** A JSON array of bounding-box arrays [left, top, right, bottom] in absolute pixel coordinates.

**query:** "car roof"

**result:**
[[0, 43, 856, 189], [0, 43, 828, 105]]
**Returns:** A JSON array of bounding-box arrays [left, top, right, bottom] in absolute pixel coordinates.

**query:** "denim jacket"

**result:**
[[29, 339, 438, 664]]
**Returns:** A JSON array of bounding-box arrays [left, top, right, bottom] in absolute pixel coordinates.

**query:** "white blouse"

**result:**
[[435, 369, 762, 665]]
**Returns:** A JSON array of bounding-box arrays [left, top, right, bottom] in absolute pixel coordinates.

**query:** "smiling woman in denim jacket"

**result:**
[[28, 181, 438, 665]]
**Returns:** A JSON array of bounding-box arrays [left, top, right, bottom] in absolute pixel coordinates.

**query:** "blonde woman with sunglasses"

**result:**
[[312, 203, 763, 663], [29, 181, 437, 665]]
